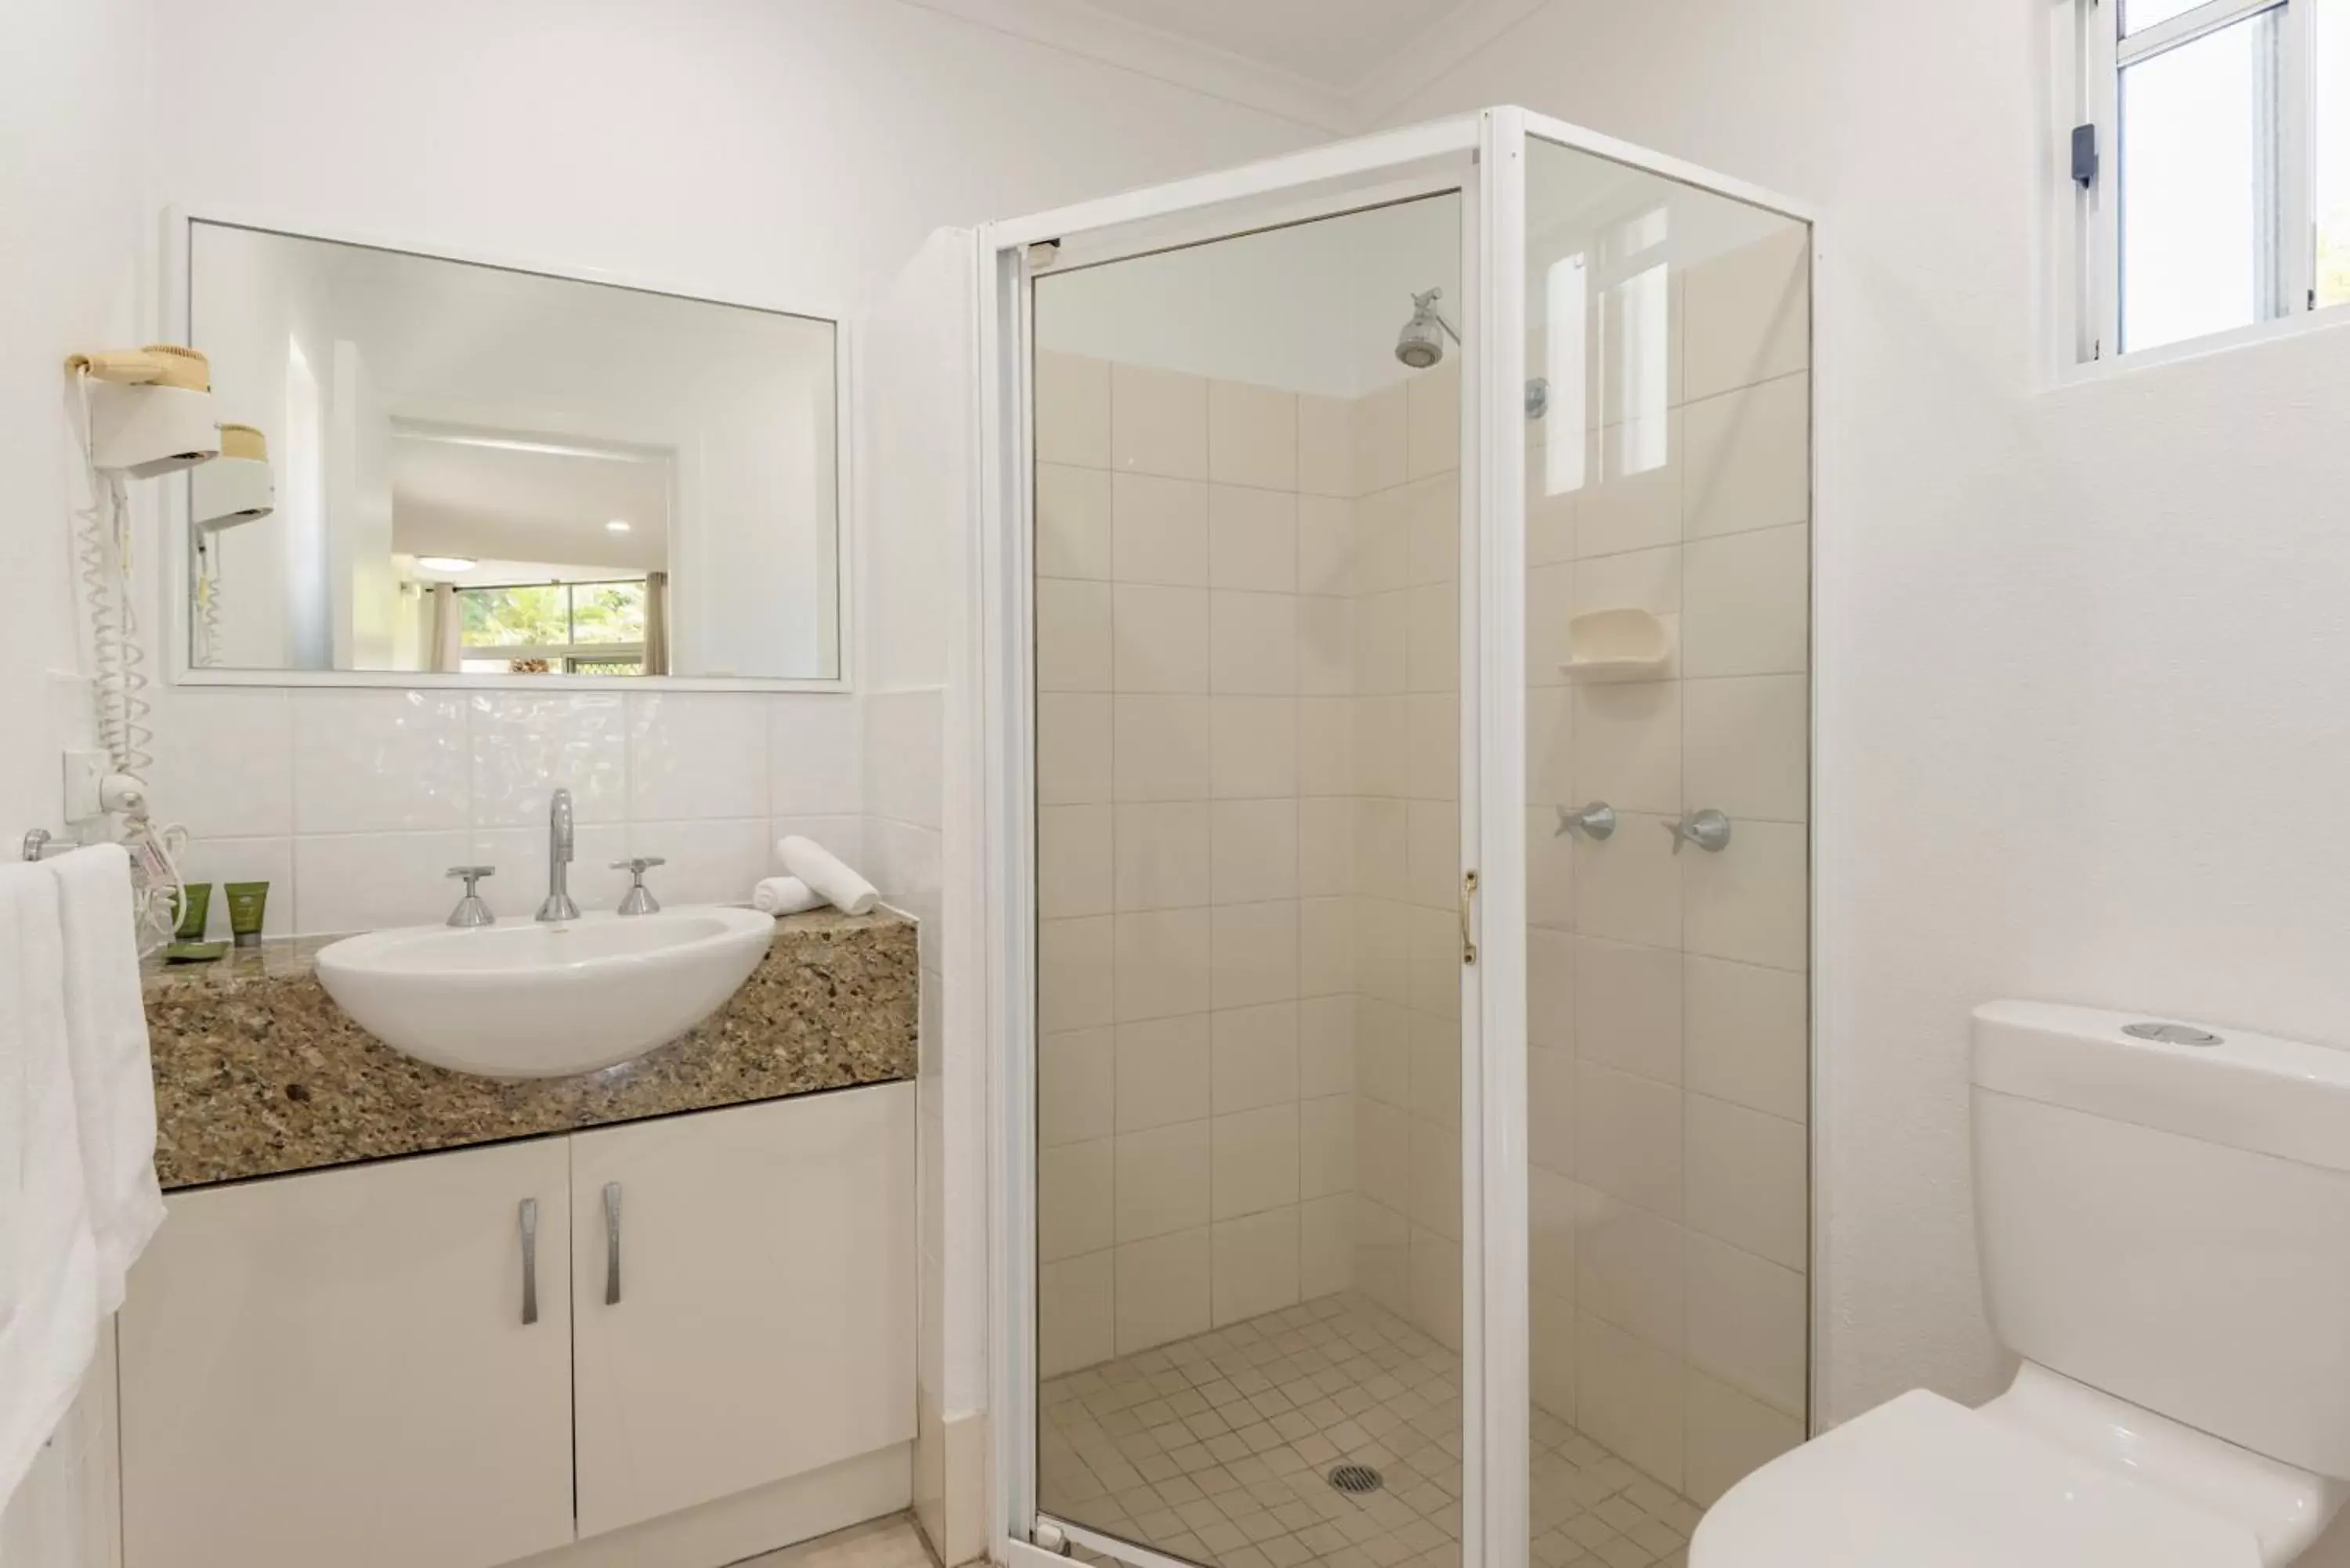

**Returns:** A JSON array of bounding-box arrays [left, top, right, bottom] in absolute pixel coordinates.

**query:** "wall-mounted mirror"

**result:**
[[178, 219, 842, 684]]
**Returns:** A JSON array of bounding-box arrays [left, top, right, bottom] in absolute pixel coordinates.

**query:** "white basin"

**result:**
[[314, 907, 774, 1078]]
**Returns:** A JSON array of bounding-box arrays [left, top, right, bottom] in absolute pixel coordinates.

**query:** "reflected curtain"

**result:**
[[428, 582, 461, 673], [644, 571, 670, 676]]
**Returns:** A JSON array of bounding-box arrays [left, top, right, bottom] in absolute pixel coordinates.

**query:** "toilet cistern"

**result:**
[[537, 788, 580, 923]]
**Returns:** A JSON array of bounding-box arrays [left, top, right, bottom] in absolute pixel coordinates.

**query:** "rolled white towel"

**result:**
[[751, 876, 825, 916], [776, 836, 878, 916]]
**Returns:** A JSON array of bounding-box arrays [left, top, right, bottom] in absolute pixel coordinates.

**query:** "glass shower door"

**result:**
[[1515, 126, 1813, 1564]]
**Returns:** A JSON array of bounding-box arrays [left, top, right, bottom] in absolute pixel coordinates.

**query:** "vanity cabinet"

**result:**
[[116, 1082, 915, 1568], [118, 1137, 577, 1568], [570, 1088, 917, 1536]]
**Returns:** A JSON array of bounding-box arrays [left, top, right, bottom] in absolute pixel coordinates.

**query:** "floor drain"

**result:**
[[1328, 1463, 1383, 1496]]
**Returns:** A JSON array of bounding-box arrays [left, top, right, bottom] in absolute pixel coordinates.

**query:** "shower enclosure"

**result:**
[[980, 109, 1813, 1568]]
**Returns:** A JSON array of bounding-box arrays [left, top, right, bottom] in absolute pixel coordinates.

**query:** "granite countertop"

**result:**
[[143, 909, 919, 1190]]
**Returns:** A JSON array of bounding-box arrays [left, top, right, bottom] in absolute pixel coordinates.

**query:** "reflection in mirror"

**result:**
[[183, 221, 841, 681]]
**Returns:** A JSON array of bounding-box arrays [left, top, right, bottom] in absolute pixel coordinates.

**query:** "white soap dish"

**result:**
[[1560, 608, 1672, 679]]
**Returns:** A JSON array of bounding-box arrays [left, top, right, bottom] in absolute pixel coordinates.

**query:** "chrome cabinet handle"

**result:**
[[1665, 808, 1733, 854], [1556, 801, 1617, 840], [603, 1182, 623, 1305], [519, 1198, 540, 1326]]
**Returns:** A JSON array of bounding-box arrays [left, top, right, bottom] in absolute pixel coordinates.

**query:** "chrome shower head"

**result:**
[[1396, 288, 1456, 368]]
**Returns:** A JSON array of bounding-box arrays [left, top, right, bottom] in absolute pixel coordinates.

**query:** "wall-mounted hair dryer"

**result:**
[[69, 345, 221, 478], [193, 424, 274, 528]]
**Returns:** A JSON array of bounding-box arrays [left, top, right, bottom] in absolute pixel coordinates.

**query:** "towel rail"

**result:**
[[21, 829, 77, 862]]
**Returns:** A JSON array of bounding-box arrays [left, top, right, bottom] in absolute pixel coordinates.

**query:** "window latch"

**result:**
[[2071, 123, 2099, 189]]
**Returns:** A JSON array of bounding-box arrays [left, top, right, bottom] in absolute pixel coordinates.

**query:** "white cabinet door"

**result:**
[[570, 1084, 917, 1537], [118, 1140, 575, 1568]]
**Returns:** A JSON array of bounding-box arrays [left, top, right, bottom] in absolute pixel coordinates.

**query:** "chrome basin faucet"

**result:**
[[537, 788, 580, 923]]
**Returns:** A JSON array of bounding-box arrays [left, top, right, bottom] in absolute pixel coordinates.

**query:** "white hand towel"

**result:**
[[46, 845, 164, 1313], [751, 876, 824, 916], [0, 862, 100, 1514], [775, 836, 878, 916]]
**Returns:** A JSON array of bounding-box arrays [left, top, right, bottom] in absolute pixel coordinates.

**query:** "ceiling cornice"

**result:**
[[1346, 0, 1551, 125]]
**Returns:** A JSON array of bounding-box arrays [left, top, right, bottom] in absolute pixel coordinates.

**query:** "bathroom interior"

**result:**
[[5, 4, 2349, 1568]]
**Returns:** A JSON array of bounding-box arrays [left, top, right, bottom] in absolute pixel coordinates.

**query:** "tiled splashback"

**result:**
[[149, 688, 868, 938]]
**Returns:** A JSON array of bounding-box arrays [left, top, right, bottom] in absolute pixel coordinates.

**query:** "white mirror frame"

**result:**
[[158, 204, 856, 692]]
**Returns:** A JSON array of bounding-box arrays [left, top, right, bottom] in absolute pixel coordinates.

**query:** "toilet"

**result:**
[[1693, 1000, 2350, 1566]]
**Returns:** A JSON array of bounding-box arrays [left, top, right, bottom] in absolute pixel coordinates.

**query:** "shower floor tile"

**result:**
[[1040, 1292, 1701, 1568]]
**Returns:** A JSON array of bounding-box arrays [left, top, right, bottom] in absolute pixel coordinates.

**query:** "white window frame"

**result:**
[[2070, 0, 2314, 363]]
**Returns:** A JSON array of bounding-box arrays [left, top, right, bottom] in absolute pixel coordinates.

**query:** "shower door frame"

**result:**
[[977, 105, 1824, 1568]]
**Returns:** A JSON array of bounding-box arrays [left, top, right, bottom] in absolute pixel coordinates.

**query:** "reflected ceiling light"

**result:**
[[606, 518, 631, 533], [418, 555, 478, 573]]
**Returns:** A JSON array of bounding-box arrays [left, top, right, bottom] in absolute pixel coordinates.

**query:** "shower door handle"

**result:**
[[1459, 869, 1479, 967]]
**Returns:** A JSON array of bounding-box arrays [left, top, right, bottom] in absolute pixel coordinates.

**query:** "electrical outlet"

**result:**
[[63, 750, 108, 823]]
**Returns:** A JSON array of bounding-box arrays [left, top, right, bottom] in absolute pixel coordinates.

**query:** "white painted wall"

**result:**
[[1379, 2, 2350, 1435]]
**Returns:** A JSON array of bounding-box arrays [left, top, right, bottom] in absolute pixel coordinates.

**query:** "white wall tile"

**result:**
[[1525, 562, 1577, 684], [292, 829, 472, 934], [1299, 1194, 1354, 1297], [1039, 1139, 1113, 1260], [1576, 414, 1682, 559], [1112, 363, 1208, 479], [150, 689, 292, 838], [1577, 1189, 1687, 1352], [1036, 462, 1113, 580], [1405, 797, 1458, 911], [1207, 484, 1297, 593], [1296, 699, 1354, 797], [1115, 1228, 1211, 1355], [1353, 797, 1408, 905], [632, 816, 768, 905], [1531, 1166, 1578, 1302], [1211, 1103, 1299, 1219], [1038, 1252, 1113, 1378], [1408, 1115, 1462, 1243], [1299, 1095, 1354, 1200], [471, 822, 627, 919], [1574, 809, 1682, 948], [1574, 937, 1683, 1085], [1528, 925, 1575, 1051], [1115, 1014, 1210, 1132], [1298, 997, 1354, 1097], [1112, 696, 1210, 802], [1572, 681, 1680, 817], [1574, 544, 1681, 617], [1528, 804, 1574, 930], [1352, 385, 1406, 496], [1114, 801, 1210, 912], [767, 694, 862, 818], [1685, 1093, 1807, 1270], [1112, 583, 1209, 693], [1036, 352, 1110, 468], [1210, 798, 1297, 905], [1358, 1098, 1411, 1212], [1531, 1286, 1577, 1422], [1038, 694, 1112, 806], [1038, 803, 1113, 918], [1208, 695, 1296, 800], [1298, 797, 1353, 897], [1296, 496, 1353, 594], [1034, 580, 1112, 692], [1296, 395, 1352, 498], [1039, 1027, 1114, 1147], [1410, 1229, 1463, 1351], [1114, 908, 1212, 1021], [1683, 1371, 1802, 1508], [1405, 362, 1460, 480], [1683, 817, 1808, 970], [1405, 474, 1460, 587], [1112, 473, 1209, 587], [1682, 226, 1810, 403], [1115, 1120, 1210, 1241], [1209, 591, 1297, 695], [1354, 486, 1409, 595], [1211, 1002, 1298, 1115], [1405, 582, 1457, 695], [1684, 956, 1808, 1123], [1577, 1060, 1683, 1219], [1529, 1042, 1574, 1176], [1685, 1231, 1807, 1417], [1682, 523, 1808, 677], [1528, 686, 1574, 806], [1039, 916, 1114, 1032], [1296, 596, 1353, 696], [292, 689, 470, 833], [1683, 674, 1807, 825], [1210, 899, 1298, 1008], [1683, 373, 1810, 539], [1355, 588, 1408, 696], [1299, 896, 1353, 997], [1578, 1313, 1685, 1490], [1208, 381, 1297, 491], [1211, 1207, 1301, 1326]]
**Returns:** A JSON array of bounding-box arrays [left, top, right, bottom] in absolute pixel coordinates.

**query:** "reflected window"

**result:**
[[1543, 254, 1588, 496], [456, 578, 651, 675]]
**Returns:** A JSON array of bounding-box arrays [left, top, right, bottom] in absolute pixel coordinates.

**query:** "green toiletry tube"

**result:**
[[175, 882, 212, 941], [224, 881, 269, 948]]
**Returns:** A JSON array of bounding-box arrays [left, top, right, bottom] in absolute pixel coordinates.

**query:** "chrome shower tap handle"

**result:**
[[1665, 808, 1733, 854], [1556, 802, 1617, 840]]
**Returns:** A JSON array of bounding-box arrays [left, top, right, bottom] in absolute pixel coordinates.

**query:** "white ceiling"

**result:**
[[902, 0, 1549, 130], [1075, 0, 1465, 92], [391, 434, 671, 575]]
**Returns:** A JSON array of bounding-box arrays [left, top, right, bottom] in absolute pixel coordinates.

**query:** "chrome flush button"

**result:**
[[2123, 1021, 2224, 1046]]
